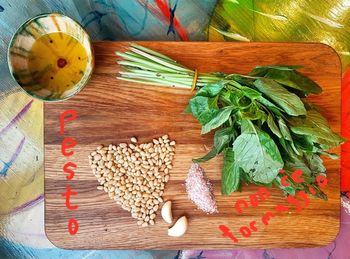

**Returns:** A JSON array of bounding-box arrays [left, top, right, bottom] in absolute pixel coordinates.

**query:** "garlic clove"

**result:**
[[161, 200, 173, 224], [168, 216, 188, 237]]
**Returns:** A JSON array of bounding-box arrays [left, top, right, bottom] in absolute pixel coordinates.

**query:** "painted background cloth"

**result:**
[[0, 0, 349, 258]]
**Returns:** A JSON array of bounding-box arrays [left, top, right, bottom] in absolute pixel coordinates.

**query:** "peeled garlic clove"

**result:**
[[168, 216, 188, 237], [161, 200, 173, 224]]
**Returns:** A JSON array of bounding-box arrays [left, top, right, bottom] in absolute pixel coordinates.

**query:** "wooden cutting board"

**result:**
[[44, 42, 341, 249]]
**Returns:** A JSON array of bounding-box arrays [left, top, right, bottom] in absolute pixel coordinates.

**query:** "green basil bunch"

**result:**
[[186, 66, 344, 199]]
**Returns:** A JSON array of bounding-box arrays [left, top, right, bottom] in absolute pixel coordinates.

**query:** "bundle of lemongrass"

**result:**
[[116, 43, 224, 89], [115, 43, 344, 199]]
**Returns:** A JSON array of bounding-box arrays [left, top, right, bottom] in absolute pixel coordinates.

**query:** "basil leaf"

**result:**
[[277, 117, 292, 141], [273, 176, 296, 196], [193, 127, 233, 163], [208, 95, 219, 109], [276, 117, 300, 155], [232, 120, 284, 184], [189, 96, 218, 125], [197, 110, 218, 125], [264, 69, 322, 95], [219, 90, 234, 106], [256, 96, 284, 116], [294, 135, 316, 152], [237, 96, 252, 108], [228, 74, 255, 86], [285, 159, 312, 176], [313, 137, 343, 149], [214, 127, 235, 152], [309, 183, 328, 200], [249, 65, 321, 95], [241, 87, 262, 100], [196, 81, 225, 97], [319, 151, 339, 160], [189, 96, 209, 116], [228, 81, 261, 100], [254, 78, 306, 116], [222, 148, 241, 195], [183, 103, 192, 114], [201, 107, 234, 134], [193, 149, 216, 163], [278, 138, 300, 162], [289, 109, 345, 146], [250, 65, 302, 77], [226, 90, 245, 107], [282, 162, 327, 199], [304, 153, 326, 174], [267, 114, 282, 138], [239, 102, 266, 121]]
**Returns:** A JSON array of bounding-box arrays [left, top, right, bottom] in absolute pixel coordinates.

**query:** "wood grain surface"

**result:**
[[44, 42, 341, 249]]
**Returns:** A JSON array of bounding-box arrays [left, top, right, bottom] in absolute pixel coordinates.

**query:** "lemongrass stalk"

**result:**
[[116, 44, 225, 89], [130, 43, 192, 70], [119, 70, 222, 88], [117, 51, 190, 73], [125, 68, 194, 78], [120, 73, 194, 86], [116, 60, 174, 73], [122, 68, 221, 83], [130, 43, 176, 62], [129, 47, 192, 72], [117, 77, 194, 88], [116, 52, 175, 72], [120, 72, 195, 84]]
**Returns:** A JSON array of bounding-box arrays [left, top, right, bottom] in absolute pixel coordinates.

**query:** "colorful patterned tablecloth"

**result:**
[[0, 1, 349, 258]]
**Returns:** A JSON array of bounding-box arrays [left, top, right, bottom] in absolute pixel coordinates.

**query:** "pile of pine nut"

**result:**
[[88, 135, 175, 227]]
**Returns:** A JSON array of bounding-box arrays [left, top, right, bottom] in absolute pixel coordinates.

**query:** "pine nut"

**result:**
[[89, 135, 175, 227]]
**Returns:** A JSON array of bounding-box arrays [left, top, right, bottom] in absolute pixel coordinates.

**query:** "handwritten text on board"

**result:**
[[219, 169, 327, 243], [60, 109, 79, 235]]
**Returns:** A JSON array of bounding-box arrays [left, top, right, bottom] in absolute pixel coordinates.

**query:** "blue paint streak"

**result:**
[[0, 137, 25, 177], [0, 5, 4, 12], [167, 0, 178, 35], [341, 191, 349, 198], [328, 241, 337, 259], [189, 251, 205, 259], [263, 249, 275, 259], [81, 10, 108, 28], [90, 0, 149, 37], [109, 1, 148, 37], [129, 0, 149, 37], [93, 0, 112, 8], [173, 250, 181, 259]]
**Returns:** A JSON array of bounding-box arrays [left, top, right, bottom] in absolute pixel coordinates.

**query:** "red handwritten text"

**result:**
[[219, 169, 327, 243], [60, 109, 79, 235]]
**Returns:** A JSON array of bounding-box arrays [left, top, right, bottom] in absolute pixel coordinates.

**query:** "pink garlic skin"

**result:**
[[185, 163, 218, 214]]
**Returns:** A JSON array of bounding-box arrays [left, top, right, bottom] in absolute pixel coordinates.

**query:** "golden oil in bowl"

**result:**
[[28, 32, 88, 95], [8, 13, 94, 101]]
